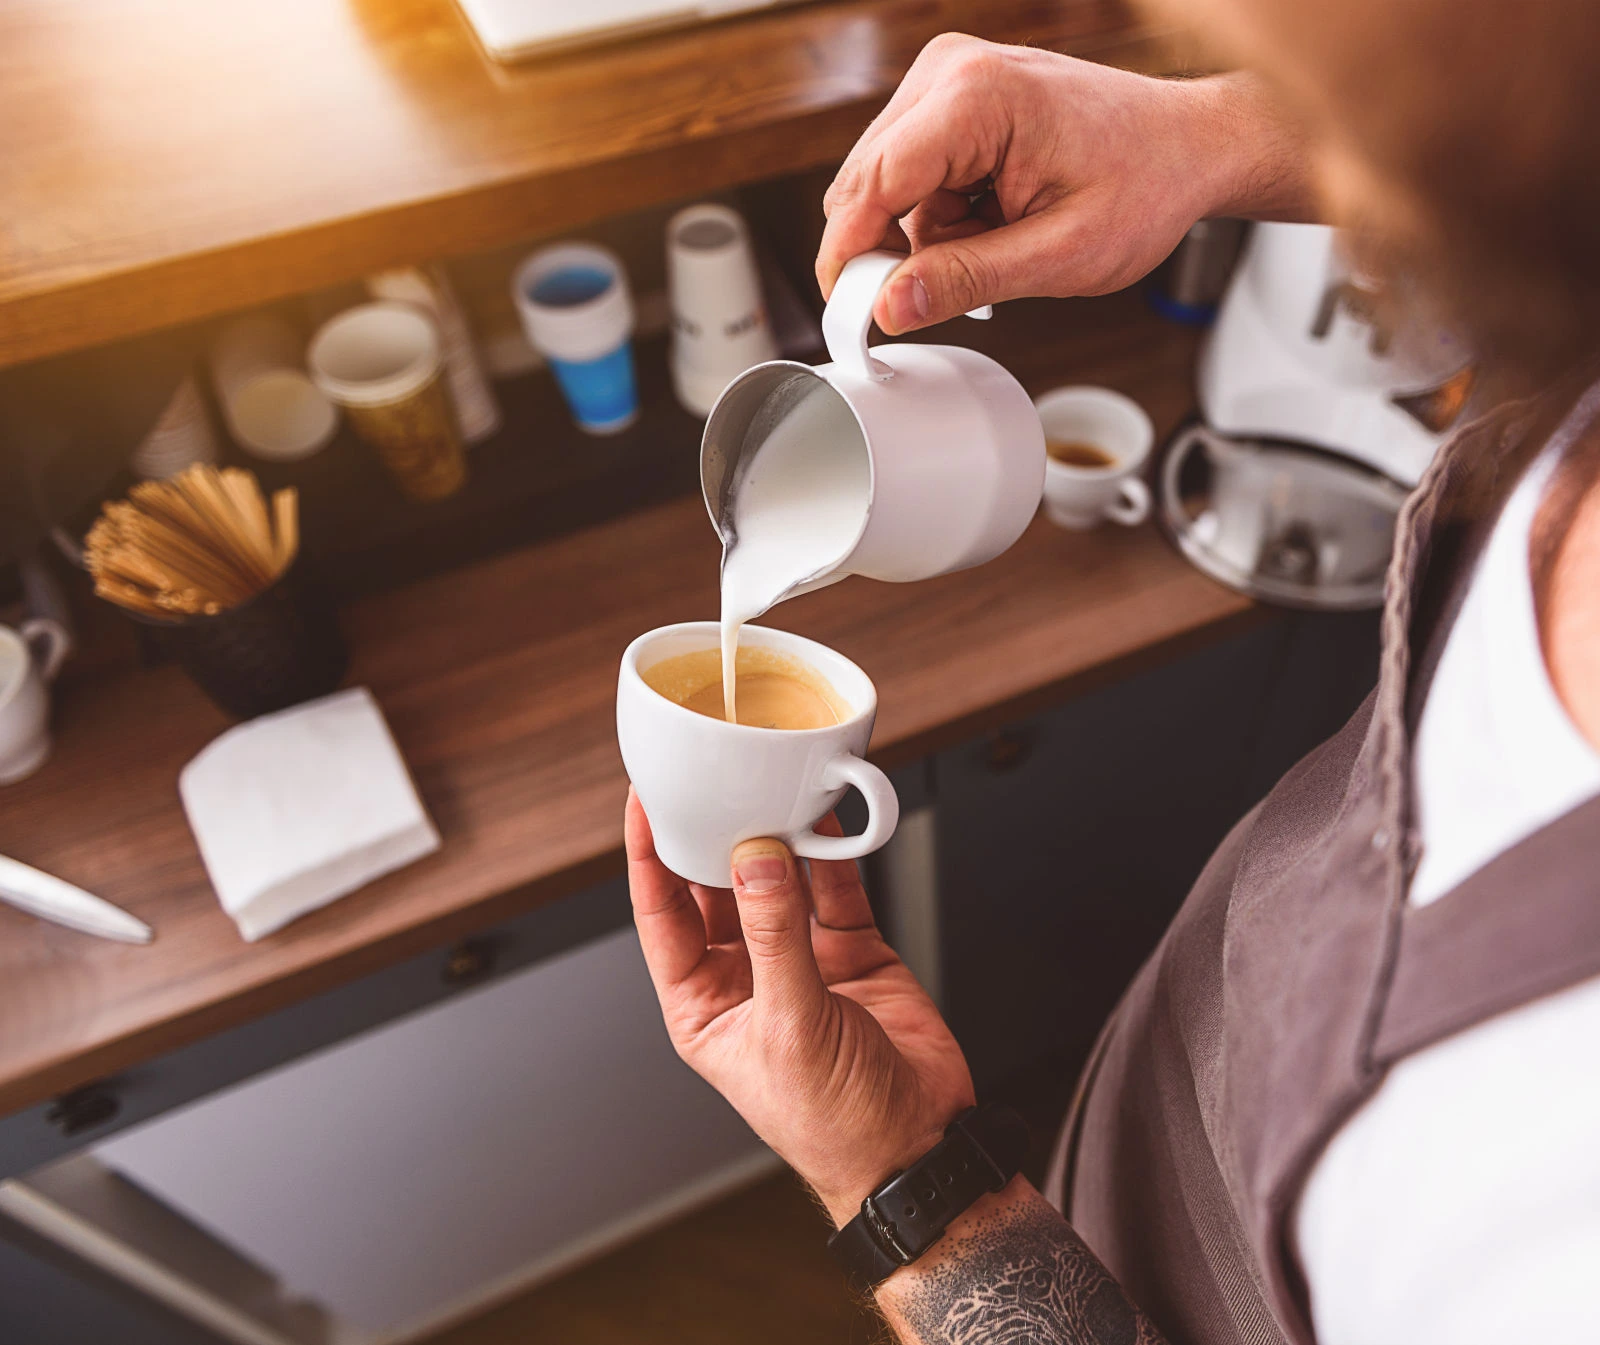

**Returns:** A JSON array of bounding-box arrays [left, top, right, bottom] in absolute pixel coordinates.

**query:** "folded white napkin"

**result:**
[[180, 687, 440, 941]]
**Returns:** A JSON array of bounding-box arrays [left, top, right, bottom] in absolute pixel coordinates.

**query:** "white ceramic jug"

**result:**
[[700, 251, 1045, 608]]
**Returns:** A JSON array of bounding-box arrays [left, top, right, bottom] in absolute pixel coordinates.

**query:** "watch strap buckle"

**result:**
[[826, 1103, 1030, 1293]]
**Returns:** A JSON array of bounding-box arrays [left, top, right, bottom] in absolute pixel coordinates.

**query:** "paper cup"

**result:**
[[132, 374, 221, 480], [667, 204, 777, 418], [512, 244, 638, 435], [309, 303, 467, 502], [210, 316, 339, 462], [366, 265, 502, 445]]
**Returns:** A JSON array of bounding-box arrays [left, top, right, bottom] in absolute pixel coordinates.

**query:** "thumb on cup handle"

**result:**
[[790, 753, 900, 863], [1105, 475, 1151, 527]]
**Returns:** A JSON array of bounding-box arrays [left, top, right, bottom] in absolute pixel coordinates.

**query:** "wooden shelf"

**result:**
[[0, 290, 1252, 1118], [0, 0, 1196, 370]]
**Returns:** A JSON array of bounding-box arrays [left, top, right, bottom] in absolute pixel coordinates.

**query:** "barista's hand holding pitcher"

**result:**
[[817, 38, 1313, 334], [625, 789, 974, 1225]]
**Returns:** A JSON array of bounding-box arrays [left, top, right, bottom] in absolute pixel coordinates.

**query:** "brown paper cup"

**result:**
[[343, 372, 466, 501], [308, 302, 469, 501]]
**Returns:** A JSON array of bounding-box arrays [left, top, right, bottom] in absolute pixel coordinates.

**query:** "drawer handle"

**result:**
[[47, 1085, 120, 1137], [984, 730, 1034, 774], [442, 938, 497, 986]]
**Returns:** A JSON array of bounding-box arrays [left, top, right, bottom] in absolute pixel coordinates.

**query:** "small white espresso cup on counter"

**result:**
[[0, 620, 71, 785], [1035, 386, 1154, 530], [617, 622, 899, 887]]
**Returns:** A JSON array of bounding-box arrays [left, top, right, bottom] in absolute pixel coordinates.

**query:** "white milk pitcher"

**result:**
[[700, 250, 1046, 614]]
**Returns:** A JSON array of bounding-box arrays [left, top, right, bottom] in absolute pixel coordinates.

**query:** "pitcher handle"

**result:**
[[823, 250, 995, 383], [790, 753, 900, 864]]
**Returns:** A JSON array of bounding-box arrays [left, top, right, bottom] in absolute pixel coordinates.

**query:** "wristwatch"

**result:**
[[827, 1103, 1029, 1292]]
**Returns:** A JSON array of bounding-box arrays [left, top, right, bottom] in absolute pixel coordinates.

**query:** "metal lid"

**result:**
[[1156, 421, 1411, 611]]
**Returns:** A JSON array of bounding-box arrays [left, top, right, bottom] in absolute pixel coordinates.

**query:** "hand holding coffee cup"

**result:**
[[1035, 386, 1154, 530], [617, 623, 899, 887], [0, 619, 70, 784]]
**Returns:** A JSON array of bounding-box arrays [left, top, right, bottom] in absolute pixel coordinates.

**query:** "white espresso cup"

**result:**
[[1035, 386, 1154, 531], [617, 622, 899, 887], [0, 620, 70, 785]]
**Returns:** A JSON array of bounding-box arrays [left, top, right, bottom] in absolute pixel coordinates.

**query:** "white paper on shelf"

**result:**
[[179, 688, 440, 942]]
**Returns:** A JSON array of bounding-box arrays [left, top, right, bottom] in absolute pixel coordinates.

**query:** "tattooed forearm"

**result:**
[[880, 1183, 1168, 1345]]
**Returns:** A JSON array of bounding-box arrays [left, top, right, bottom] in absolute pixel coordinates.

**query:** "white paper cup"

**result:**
[[132, 375, 220, 480], [667, 203, 778, 417], [1034, 386, 1154, 531], [210, 316, 339, 461], [309, 303, 443, 406]]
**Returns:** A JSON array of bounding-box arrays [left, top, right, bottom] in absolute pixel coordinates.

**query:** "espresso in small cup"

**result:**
[[642, 646, 849, 730], [1034, 386, 1154, 531], [1047, 440, 1118, 469]]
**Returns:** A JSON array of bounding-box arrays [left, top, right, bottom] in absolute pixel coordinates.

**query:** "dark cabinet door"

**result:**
[[934, 611, 1379, 1097]]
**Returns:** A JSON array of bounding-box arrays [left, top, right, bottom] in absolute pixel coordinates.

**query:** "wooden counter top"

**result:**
[[0, 294, 1251, 1118], [0, 0, 1193, 370]]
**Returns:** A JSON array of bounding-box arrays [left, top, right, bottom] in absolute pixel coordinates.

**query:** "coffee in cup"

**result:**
[[617, 622, 899, 886], [1047, 440, 1117, 469], [1033, 386, 1154, 531], [642, 645, 850, 730]]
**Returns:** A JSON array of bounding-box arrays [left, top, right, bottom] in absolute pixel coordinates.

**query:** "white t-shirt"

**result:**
[[1295, 443, 1600, 1343]]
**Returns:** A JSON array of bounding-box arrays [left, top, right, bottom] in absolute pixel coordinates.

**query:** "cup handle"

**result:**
[[20, 618, 70, 682], [1105, 476, 1151, 527], [822, 250, 995, 383], [790, 753, 901, 864]]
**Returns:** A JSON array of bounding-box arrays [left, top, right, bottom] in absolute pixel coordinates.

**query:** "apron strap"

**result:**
[[1373, 791, 1600, 1063]]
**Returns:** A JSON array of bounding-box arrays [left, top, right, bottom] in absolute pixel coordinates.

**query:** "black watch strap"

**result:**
[[827, 1103, 1029, 1292]]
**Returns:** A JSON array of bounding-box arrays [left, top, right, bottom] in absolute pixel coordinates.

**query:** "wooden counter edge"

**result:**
[[0, 23, 1191, 371], [0, 603, 1261, 1119]]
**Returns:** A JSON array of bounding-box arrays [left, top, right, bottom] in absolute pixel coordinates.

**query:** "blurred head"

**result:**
[[1166, 0, 1600, 384]]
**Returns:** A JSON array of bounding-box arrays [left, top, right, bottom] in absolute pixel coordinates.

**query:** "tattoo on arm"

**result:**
[[888, 1188, 1168, 1345]]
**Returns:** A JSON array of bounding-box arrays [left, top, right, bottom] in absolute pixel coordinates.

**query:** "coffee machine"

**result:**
[[1159, 222, 1473, 609]]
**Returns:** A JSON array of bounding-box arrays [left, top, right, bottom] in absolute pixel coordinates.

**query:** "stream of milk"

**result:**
[[718, 387, 870, 722]]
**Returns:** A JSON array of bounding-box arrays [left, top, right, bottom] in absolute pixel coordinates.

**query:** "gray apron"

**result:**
[[1046, 379, 1600, 1345]]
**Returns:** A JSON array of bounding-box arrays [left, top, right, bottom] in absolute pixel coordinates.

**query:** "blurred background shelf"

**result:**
[[270, 286, 1201, 596], [0, 0, 1199, 370]]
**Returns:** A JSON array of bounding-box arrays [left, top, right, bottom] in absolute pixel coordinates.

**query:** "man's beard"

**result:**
[[1337, 193, 1597, 392]]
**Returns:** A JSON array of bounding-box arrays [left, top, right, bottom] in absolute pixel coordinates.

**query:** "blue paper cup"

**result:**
[[513, 245, 639, 435]]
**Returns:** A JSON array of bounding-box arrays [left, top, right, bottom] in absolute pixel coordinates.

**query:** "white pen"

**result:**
[[0, 854, 153, 944]]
